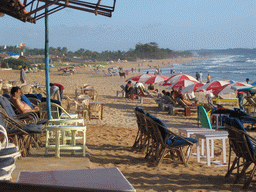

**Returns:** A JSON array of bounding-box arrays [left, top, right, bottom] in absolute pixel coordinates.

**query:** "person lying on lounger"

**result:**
[[10, 87, 39, 114]]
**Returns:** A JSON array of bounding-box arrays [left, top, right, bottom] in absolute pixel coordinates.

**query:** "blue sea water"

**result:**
[[145, 53, 256, 83]]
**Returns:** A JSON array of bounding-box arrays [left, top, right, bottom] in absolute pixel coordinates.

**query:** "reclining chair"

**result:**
[[224, 117, 256, 189], [144, 113, 198, 167]]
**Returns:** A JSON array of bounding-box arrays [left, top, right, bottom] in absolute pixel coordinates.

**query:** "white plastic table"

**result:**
[[177, 127, 216, 156], [178, 127, 215, 137], [45, 125, 86, 158], [192, 131, 228, 166]]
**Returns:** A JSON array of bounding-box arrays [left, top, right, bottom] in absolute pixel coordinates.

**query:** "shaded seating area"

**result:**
[[0, 0, 116, 23], [224, 117, 256, 189], [132, 107, 198, 167]]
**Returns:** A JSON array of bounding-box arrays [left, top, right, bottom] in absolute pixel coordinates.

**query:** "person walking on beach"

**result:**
[[207, 73, 211, 83], [196, 72, 200, 81], [20, 66, 27, 84], [199, 71, 203, 83]]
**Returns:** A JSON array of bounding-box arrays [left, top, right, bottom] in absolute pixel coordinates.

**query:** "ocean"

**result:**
[[145, 53, 256, 83]]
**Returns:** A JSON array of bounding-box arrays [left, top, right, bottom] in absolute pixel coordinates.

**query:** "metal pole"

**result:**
[[45, 6, 51, 119]]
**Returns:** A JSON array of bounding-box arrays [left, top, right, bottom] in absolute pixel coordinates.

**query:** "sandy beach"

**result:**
[[1, 57, 255, 191]]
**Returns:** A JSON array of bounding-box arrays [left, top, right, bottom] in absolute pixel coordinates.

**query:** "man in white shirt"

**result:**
[[135, 82, 145, 94]]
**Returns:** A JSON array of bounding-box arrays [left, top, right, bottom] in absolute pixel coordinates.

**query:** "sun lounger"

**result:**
[[224, 117, 256, 189], [144, 113, 198, 167]]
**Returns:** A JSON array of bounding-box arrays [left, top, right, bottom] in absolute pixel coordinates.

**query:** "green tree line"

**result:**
[[0, 42, 192, 62]]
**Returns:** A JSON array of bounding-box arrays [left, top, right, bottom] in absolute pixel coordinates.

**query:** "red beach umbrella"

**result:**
[[167, 80, 198, 89], [196, 80, 230, 92], [181, 83, 205, 93], [213, 82, 252, 95], [144, 75, 169, 84], [125, 74, 154, 83], [161, 74, 198, 86]]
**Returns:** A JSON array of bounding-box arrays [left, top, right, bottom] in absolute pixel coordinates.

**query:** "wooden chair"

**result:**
[[169, 98, 197, 116], [0, 110, 42, 157], [39, 102, 78, 120], [88, 102, 102, 120], [144, 113, 198, 167], [131, 107, 149, 152], [224, 117, 256, 189]]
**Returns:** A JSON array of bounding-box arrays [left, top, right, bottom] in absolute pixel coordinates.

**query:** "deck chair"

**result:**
[[0, 125, 21, 159], [0, 110, 43, 157], [0, 157, 15, 181], [39, 102, 78, 120], [132, 107, 149, 152], [88, 102, 102, 120], [224, 117, 256, 189], [144, 113, 198, 167], [116, 85, 126, 97], [244, 96, 256, 115], [159, 96, 177, 111], [0, 96, 39, 124], [170, 98, 197, 116]]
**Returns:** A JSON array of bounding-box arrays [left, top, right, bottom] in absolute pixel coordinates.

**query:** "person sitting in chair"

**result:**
[[10, 87, 39, 114], [124, 81, 134, 98]]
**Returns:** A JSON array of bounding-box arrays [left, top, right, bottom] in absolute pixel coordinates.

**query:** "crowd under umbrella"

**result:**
[[125, 74, 154, 83], [213, 82, 253, 96], [161, 74, 198, 86], [166, 79, 199, 90], [196, 80, 230, 92], [144, 75, 169, 84]]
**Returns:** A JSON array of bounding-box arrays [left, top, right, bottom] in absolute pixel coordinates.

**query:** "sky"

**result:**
[[0, 0, 255, 52]]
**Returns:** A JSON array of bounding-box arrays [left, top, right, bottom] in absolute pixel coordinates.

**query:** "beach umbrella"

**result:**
[[161, 74, 198, 86], [233, 86, 256, 94], [125, 74, 154, 83], [213, 82, 252, 95], [181, 82, 205, 94], [167, 79, 198, 89], [144, 75, 168, 84], [196, 80, 230, 92], [251, 81, 256, 86]]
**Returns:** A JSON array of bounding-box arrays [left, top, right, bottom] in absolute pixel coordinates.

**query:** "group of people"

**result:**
[[124, 81, 159, 98], [196, 71, 211, 83], [161, 90, 198, 107]]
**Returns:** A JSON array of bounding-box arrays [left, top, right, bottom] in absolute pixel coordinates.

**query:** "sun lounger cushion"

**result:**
[[146, 113, 197, 146], [0, 147, 18, 157], [21, 95, 33, 108], [0, 169, 7, 177], [7, 124, 43, 134], [135, 107, 146, 114], [0, 97, 16, 118], [25, 94, 43, 101], [224, 117, 255, 155], [24, 124, 43, 133], [2, 94, 10, 99], [0, 157, 14, 169], [166, 136, 198, 147], [146, 113, 169, 139]]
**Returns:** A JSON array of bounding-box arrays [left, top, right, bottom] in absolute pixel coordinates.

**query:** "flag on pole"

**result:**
[[18, 45, 21, 48], [20, 42, 23, 47], [22, 43, 25, 47], [16, 44, 19, 48], [4, 45, 6, 49], [23, 49, 26, 52]]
